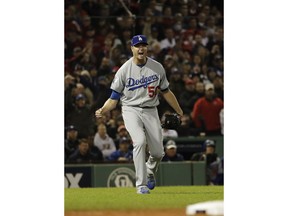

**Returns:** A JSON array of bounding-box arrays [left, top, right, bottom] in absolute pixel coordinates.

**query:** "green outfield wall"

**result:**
[[65, 161, 207, 188]]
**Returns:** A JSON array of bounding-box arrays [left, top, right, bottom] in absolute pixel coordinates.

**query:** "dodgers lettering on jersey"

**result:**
[[126, 75, 159, 91], [110, 57, 169, 107]]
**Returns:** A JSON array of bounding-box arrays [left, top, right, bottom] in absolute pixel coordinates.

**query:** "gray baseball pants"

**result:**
[[121, 106, 164, 189]]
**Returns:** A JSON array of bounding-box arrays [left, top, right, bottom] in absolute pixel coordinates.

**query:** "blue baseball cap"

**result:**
[[131, 35, 148, 46]]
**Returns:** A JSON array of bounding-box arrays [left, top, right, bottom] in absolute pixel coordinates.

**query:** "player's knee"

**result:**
[[132, 139, 147, 148], [150, 151, 164, 159]]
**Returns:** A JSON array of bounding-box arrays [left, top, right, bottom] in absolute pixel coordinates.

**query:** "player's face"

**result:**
[[131, 43, 148, 63]]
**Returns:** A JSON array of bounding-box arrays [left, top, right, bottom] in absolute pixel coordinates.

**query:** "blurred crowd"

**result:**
[[65, 0, 224, 174]]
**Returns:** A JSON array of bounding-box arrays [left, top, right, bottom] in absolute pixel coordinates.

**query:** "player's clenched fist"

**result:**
[[95, 108, 103, 118]]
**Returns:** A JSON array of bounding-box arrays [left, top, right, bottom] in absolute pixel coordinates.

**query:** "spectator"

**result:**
[[179, 78, 196, 115], [191, 83, 223, 136], [197, 46, 209, 66], [65, 46, 86, 74], [162, 55, 177, 78], [162, 140, 184, 162], [160, 27, 176, 51], [191, 139, 218, 162], [161, 6, 174, 29], [176, 114, 195, 137], [78, 71, 94, 105], [181, 60, 192, 76], [206, 27, 223, 57], [190, 81, 205, 110], [93, 123, 116, 160], [92, 75, 112, 111], [87, 134, 104, 159], [119, 28, 133, 51], [189, 70, 203, 84], [65, 93, 95, 138], [147, 0, 163, 17], [82, 26, 96, 44], [81, 0, 99, 18], [206, 67, 218, 83], [89, 67, 99, 100], [97, 57, 112, 77], [67, 138, 103, 164], [191, 54, 202, 69], [205, 16, 217, 37], [191, 139, 221, 185], [210, 156, 224, 185], [79, 39, 97, 69], [212, 75, 224, 101], [168, 67, 185, 99], [108, 137, 133, 162], [183, 17, 200, 41], [65, 125, 80, 163], [173, 13, 184, 34], [197, 12, 207, 31], [65, 74, 76, 114], [114, 124, 130, 149], [65, 28, 82, 62], [71, 82, 87, 99], [192, 34, 206, 56], [79, 14, 93, 35]]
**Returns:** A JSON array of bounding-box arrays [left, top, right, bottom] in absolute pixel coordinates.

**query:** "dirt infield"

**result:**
[[65, 208, 186, 216]]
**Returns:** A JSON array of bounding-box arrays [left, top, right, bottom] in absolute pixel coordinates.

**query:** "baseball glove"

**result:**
[[161, 113, 181, 130]]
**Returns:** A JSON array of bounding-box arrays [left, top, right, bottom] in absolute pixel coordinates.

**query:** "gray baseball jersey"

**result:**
[[110, 56, 168, 189], [110, 57, 169, 107]]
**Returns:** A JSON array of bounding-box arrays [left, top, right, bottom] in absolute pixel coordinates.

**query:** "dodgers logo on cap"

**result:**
[[131, 35, 148, 46]]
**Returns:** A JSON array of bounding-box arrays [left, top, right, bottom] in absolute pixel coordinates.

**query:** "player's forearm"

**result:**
[[162, 90, 183, 116], [95, 98, 118, 118], [101, 98, 118, 113]]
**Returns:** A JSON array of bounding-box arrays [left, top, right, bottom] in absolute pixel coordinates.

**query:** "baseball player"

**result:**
[[95, 35, 183, 194]]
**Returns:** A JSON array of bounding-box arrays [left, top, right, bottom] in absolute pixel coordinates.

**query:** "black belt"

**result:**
[[129, 105, 155, 109]]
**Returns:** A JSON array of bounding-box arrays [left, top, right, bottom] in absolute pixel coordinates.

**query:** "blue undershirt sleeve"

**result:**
[[110, 90, 121, 100]]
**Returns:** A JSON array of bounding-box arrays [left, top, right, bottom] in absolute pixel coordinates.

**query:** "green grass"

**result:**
[[65, 186, 223, 211]]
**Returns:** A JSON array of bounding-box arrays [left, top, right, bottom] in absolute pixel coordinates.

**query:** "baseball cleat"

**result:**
[[137, 186, 150, 194], [147, 174, 156, 190]]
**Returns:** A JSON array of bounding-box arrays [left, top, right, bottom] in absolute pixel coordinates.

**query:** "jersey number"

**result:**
[[148, 86, 159, 97]]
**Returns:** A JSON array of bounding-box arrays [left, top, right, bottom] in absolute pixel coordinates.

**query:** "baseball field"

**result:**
[[65, 186, 224, 216]]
